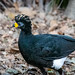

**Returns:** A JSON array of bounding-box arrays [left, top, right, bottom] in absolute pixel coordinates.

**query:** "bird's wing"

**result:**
[[34, 36, 61, 61], [58, 35, 75, 42], [34, 34, 75, 61], [49, 34, 75, 42], [36, 46, 63, 61]]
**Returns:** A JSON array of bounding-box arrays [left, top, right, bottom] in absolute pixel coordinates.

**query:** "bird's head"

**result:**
[[13, 14, 31, 30]]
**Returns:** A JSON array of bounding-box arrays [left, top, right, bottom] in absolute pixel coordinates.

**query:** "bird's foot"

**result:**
[[39, 67, 47, 75]]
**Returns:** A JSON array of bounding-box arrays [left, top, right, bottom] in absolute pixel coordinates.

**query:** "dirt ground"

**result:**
[[0, 7, 75, 75]]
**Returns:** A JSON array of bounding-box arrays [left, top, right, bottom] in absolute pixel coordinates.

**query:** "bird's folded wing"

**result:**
[[36, 46, 61, 60], [35, 34, 75, 61], [36, 45, 75, 61], [57, 35, 75, 42]]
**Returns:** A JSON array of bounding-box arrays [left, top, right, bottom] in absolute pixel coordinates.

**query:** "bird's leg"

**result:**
[[57, 68, 65, 75], [52, 68, 64, 75], [57, 68, 62, 75], [39, 67, 47, 75]]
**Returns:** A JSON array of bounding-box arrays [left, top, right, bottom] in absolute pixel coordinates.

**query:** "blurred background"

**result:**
[[0, 0, 75, 75]]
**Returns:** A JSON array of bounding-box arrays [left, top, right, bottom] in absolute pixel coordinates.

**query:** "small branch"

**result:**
[[0, 2, 7, 10], [8, 0, 14, 7], [33, 0, 36, 8], [57, 0, 63, 9], [39, 0, 43, 11]]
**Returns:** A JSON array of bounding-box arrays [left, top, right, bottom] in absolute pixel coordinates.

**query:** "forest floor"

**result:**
[[0, 7, 75, 75]]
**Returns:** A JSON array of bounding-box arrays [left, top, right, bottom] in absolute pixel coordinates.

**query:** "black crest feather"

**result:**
[[15, 14, 31, 24]]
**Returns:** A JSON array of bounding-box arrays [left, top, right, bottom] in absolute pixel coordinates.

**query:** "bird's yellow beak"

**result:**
[[13, 23, 19, 28]]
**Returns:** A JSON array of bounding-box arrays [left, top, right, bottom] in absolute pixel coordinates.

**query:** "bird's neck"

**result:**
[[21, 24, 32, 35]]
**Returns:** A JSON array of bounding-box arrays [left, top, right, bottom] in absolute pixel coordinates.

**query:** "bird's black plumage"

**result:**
[[13, 14, 75, 75]]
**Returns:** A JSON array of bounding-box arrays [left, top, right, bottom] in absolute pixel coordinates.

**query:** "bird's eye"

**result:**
[[18, 22, 24, 27]]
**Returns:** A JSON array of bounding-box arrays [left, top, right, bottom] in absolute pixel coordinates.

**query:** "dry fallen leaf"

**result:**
[[49, 20, 58, 32], [0, 6, 75, 75]]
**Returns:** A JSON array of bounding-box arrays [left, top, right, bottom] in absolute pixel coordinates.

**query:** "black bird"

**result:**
[[13, 14, 75, 75]]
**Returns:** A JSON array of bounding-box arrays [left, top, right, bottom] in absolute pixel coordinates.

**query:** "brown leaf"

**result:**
[[49, 20, 58, 32]]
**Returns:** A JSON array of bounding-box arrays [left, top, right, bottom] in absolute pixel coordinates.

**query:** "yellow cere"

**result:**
[[14, 23, 18, 28]]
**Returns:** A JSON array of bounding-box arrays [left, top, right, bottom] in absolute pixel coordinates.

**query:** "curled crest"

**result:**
[[15, 14, 31, 23]]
